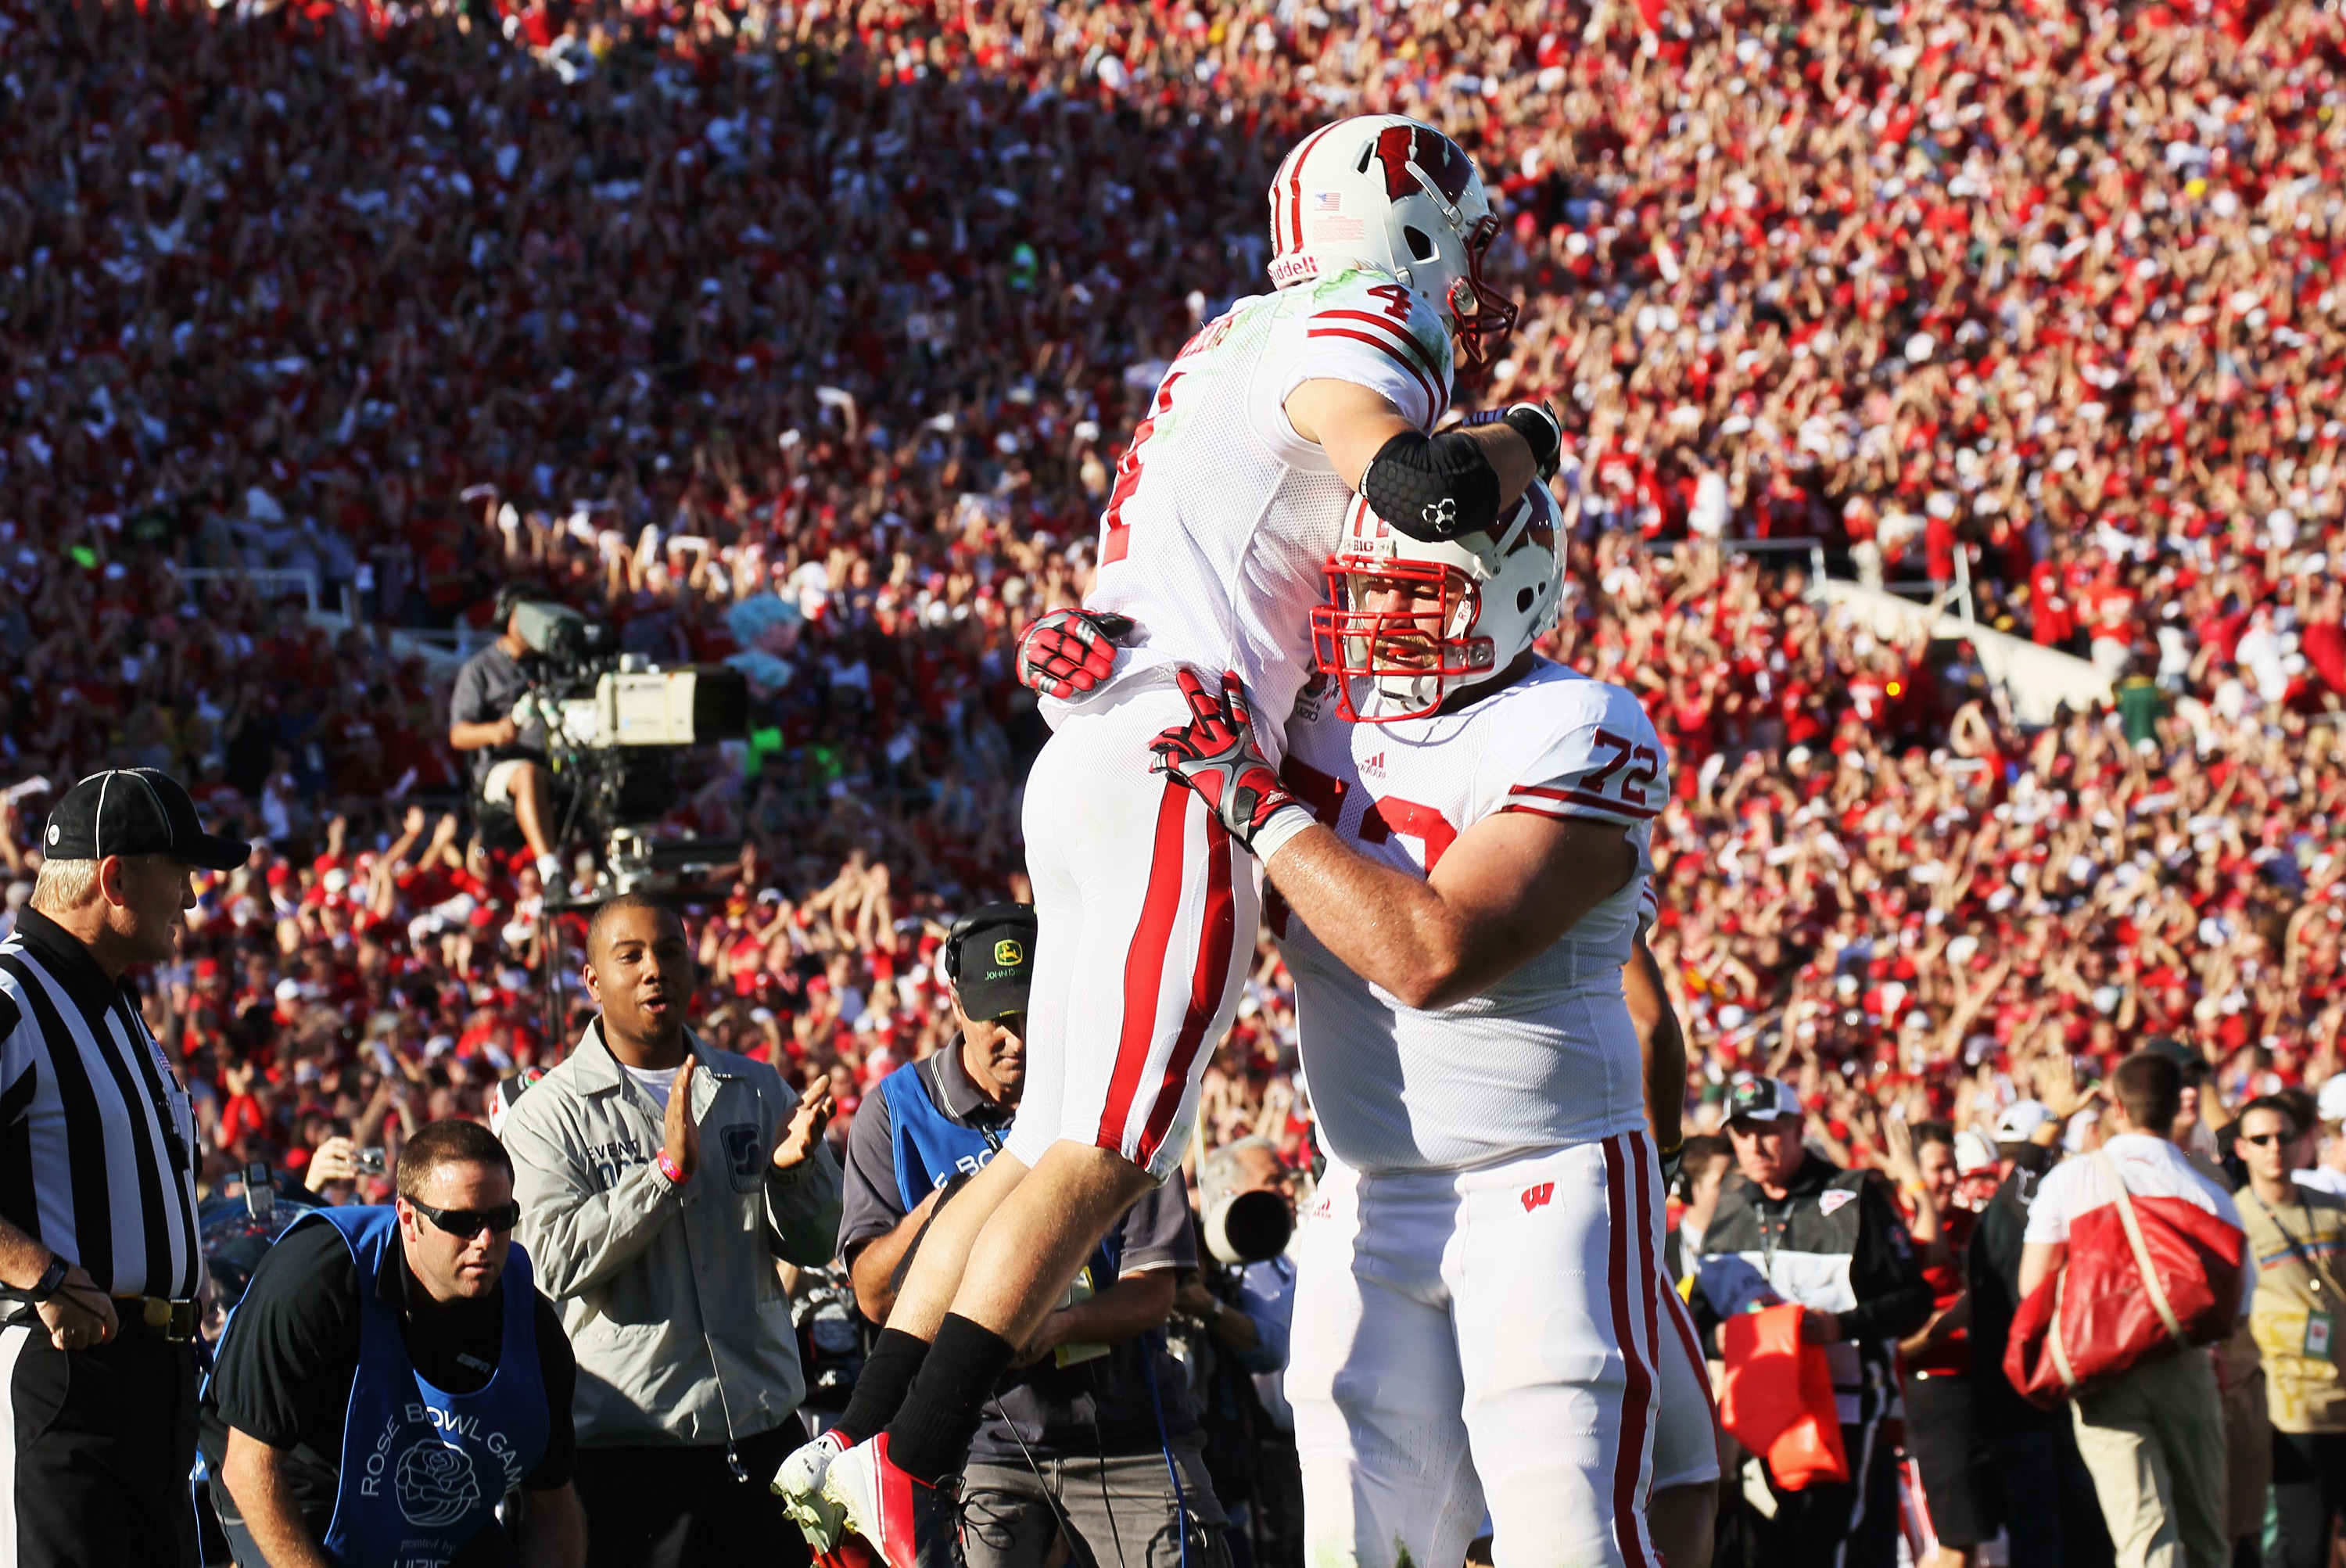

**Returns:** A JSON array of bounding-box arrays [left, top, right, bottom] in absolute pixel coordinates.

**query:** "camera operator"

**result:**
[[1178, 1136, 1300, 1568], [823, 903, 1227, 1568], [448, 587, 559, 881]]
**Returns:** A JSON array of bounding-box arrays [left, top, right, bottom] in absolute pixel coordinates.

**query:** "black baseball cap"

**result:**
[[945, 902, 1037, 1024], [1727, 1078, 1803, 1125], [42, 768, 251, 872]]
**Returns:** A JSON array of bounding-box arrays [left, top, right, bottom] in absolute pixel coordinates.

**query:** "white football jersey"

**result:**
[[1277, 659, 1668, 1173], [1056, 267, 1455, 761]]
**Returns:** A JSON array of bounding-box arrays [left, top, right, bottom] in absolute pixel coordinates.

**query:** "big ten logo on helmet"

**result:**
[[1292, 672, 1333, 726]]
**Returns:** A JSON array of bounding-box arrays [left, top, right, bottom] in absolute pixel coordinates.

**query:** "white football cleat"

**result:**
[[773, 1428, 849, 1550]]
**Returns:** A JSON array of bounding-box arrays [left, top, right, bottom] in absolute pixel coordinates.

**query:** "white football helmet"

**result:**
[[1267, 115, 1519, 364], [1310, 481, 1564, 723]]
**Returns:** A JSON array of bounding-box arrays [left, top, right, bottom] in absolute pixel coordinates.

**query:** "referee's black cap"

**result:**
[[943, 902, 1037, 1023], [43, 768, 252, 872]]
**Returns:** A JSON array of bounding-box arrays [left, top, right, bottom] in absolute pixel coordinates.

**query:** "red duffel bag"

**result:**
[[1718, 1303, 1849, 1491], [2004, 1150, 2245, 1408]]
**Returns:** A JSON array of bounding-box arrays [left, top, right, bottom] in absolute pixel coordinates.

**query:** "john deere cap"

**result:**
[[42, 768, 251, 873], [945, 902, 1037, 1024]]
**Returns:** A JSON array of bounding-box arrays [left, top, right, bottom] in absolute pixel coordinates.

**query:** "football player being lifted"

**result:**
[[776, 113, 1560, 1566], [1147, 481, 1681, 1568]]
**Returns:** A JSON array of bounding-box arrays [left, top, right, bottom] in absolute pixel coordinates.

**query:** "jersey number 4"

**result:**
[[1100, 371, 1185, 565], [1365, 283, 1415, 322]]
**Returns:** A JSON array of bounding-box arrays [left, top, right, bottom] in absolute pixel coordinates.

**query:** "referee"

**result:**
[[0, 768, 249, 1565]]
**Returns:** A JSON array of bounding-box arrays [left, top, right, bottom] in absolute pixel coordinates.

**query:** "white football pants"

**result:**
[[1290, 1132, 1670, 1568]]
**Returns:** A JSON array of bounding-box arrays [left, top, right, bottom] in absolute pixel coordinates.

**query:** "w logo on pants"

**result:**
[[1520, 1182, 1555, 1212]]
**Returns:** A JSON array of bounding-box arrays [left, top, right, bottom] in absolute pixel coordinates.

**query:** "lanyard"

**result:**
[[2254, 1191, 2341, 1296]]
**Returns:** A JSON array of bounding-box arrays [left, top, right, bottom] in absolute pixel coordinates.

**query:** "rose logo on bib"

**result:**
[[396, 1441, 482, 1528]]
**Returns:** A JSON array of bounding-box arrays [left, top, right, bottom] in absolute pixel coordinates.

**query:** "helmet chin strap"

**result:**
[[1394, 146, 1470, 236], [1371, 670, 1444, 715]]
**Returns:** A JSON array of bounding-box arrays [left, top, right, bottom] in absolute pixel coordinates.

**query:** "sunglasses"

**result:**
[[2239, 1132, 2295, 1148], [408, 1197, 522, 1238]]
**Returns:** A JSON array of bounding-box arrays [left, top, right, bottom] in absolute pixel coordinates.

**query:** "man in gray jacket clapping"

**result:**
[[505, 891, 843, 1567]]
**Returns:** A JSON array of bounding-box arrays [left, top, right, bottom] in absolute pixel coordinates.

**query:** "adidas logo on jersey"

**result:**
[[1360, 752, 1386, 777]]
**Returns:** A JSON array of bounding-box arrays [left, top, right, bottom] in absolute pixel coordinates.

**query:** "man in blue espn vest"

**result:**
[[822, 903, 1227, 1568], [201, 1120, 583, 1568]]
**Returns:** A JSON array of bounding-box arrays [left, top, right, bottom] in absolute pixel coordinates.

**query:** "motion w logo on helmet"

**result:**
[[1372, 124, 1476, 205]]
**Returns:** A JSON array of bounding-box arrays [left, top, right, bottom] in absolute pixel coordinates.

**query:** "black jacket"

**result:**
[[1692, 1154, 1933, 1428], [1965, 1149, 2057, 1437]]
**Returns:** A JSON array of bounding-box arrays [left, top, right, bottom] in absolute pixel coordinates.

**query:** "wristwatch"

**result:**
[[24, 1254, 69, 1304]]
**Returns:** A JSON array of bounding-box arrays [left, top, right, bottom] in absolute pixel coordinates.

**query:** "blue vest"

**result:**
[[879, 1059, 1001, 1207], [877, 1060, 1122, 1277], [310, 1206, 550, 1568]]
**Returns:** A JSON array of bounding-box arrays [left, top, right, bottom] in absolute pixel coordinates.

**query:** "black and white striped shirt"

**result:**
[[0, 910, 201, 1301]]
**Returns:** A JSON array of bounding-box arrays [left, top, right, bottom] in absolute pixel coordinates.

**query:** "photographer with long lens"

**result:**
[[812, 902, 1227, 1568], [448, 587, 561, 881], [1178, 1136, 1300, 1568], [200, 1120, 585, 1568]]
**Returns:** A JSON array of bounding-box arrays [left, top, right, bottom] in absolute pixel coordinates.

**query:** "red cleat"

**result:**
[[818, 1433, 950, 1568]]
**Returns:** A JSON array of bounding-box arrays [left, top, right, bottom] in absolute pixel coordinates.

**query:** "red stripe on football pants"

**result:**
[[1604, 1133, 1660, 1568], [1135, 816, 1235, 1163], [1096, 780, 1193, 1152]]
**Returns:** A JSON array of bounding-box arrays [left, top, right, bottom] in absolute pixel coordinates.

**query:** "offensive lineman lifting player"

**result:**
[[775, 113, 1566, 1565], [1147, 482, 1687, 1568]]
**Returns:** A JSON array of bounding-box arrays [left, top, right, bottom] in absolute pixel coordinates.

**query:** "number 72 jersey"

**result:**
[[1275, 659, 1670, 1175]]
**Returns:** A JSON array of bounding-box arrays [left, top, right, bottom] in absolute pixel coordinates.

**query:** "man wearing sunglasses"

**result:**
[[2237, 1095, 2346, 1568], [200, 1118, 586, 1567]]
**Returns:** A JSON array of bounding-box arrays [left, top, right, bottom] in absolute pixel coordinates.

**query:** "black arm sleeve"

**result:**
[[1835, 1181, 1935, 1344], [1360, 429, 1502, 541]]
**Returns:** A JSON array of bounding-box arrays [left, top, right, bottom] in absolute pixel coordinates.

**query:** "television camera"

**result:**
[[500, 598, 750, 899]]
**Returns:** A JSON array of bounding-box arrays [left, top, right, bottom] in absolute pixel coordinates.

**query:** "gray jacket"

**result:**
[[504, 1021, 844, 1450]]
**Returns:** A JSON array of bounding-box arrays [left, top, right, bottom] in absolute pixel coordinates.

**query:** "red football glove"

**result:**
[[1148, 669, 1309, 854], [1015, 608, 1133, 698]]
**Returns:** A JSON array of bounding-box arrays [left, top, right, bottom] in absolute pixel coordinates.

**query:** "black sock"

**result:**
[[881, 1314, 1019, 1484], [834, 1327, 931, 1445]]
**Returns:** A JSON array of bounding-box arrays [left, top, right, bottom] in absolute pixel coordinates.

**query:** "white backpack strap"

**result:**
[[2047, 1268, 2079, 1392], [2091, 1149, 2189, 1347]]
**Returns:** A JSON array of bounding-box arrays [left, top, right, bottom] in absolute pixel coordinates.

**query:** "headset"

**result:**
[[941, 902, 1038, 988]]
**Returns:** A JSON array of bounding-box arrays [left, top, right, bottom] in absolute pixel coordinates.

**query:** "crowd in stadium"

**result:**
[[5, 0, 2346, 1558], [5, 0, 2344, 1186]]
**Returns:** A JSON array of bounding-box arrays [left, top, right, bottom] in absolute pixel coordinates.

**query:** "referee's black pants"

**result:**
[[2, 1319, 199, 1566]]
